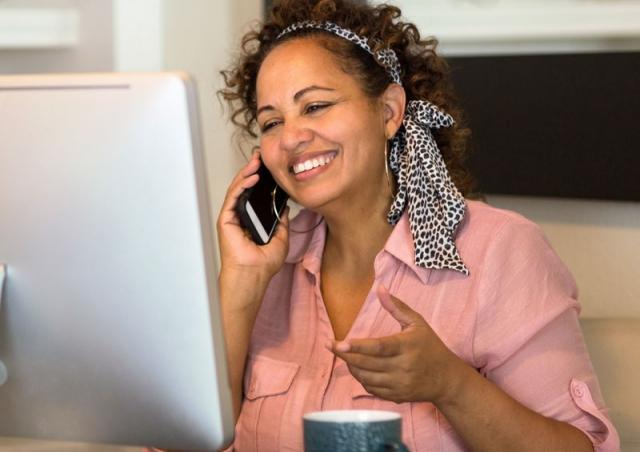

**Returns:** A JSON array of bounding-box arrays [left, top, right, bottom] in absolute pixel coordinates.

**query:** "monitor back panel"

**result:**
[[0, 73, 233, 450]]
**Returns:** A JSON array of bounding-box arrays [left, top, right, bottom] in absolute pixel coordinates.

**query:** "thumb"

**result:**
[[377, 284, 421, 329]]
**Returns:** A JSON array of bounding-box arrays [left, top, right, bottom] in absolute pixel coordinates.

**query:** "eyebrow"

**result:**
[[256, 85, 336, 117]]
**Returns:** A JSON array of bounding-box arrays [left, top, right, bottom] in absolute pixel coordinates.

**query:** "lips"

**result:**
[[290, 151, 336, 175]]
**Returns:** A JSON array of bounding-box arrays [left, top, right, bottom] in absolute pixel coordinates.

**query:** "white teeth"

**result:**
[[292, 154, 335, 175]]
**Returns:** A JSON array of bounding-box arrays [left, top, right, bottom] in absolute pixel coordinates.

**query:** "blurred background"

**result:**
[[1, 0, 638, 450]]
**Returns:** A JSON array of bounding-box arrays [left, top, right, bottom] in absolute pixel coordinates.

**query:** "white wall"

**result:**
[[0, 0, 114, 73], [162, 0, 261, 266], [112, 0, 163, 71]]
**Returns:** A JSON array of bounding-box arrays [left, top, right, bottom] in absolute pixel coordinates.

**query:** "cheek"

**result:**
[[259, 133, 277, 152], [258, 137, 289, 184], [258, 135, 280, 167], [321, 108, 377, 146], [319, 111, 352, 138]]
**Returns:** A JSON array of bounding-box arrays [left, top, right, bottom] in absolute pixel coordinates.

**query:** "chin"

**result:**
[[291, 193, 336, 213]]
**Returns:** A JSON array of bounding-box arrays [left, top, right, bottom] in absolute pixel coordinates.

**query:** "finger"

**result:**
[[358, 385, 405, 404], [332, 335, 403, 357], [234, 151, 261, 183], [220, 158, 261, 217], [219, 174, 259, 225], [227, 152, 260, 193], [347, 366, 393, 388], [377, 284, 422, 329], [246, 145, 261, 162], [360, 384, 389, 396], [334, 349, 398, 372]]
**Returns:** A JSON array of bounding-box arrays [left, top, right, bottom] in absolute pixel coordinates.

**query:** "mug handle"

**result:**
[[379, 442, 409, 452]]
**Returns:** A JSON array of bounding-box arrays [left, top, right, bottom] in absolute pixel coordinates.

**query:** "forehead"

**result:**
[[256, 38, 359, 103]]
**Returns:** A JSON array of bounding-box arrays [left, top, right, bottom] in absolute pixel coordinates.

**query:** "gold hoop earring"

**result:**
[[384, 140, 395, 199], [271, 186, 282, 222]]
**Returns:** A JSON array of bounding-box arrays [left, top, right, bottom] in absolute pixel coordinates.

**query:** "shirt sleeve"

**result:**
[[472, 218, 620, 451]]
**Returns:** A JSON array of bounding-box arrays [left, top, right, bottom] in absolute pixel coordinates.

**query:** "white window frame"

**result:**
[[393, 0, 640, 56]]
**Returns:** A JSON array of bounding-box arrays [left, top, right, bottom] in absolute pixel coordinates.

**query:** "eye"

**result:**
[[304, 102, 331, 114], [261, 119, 281, 133]]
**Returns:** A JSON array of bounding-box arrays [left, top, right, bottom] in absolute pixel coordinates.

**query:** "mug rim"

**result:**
[[303, 409, 401, 423]]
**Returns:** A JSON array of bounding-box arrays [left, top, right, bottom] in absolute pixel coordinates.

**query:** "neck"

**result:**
[[321, 191, 394, 273]]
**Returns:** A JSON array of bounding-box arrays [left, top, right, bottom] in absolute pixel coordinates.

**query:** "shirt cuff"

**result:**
[[569, 378, 620, 452]]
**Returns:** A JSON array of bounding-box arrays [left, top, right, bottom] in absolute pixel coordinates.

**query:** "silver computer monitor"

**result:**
[[0, 72, 234, 450]]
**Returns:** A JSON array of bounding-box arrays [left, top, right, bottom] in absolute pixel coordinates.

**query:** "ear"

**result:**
[[381, 83, 406, 139]]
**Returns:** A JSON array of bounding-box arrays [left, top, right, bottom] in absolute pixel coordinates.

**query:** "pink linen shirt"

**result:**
[[230, 200, 619, 451]]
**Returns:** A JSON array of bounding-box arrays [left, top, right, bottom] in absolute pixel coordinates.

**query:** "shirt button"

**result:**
[[572, 383, 585, 398]]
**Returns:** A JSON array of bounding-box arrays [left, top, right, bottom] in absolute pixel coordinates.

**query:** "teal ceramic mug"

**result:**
[[303, 410, 409, 452]]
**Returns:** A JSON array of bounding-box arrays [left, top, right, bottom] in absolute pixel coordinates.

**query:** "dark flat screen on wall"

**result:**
[[448, 52, 640, 201]]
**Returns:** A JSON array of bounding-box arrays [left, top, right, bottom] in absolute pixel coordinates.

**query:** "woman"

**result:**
[[217, 0, 619, 450]]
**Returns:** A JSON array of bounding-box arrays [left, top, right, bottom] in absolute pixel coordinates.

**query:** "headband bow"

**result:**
[[388, 101, 468, 274]]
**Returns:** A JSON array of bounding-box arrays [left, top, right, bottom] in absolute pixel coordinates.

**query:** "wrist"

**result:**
[[432, 355, 479, 410], [218, 266, 272, 311], [219, 264, 273, 288]]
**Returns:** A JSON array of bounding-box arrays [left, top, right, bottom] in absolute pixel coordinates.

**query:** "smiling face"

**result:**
[[255, 37, 398, 217]]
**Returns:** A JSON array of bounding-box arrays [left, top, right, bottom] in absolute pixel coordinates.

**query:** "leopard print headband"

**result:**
[[278, 21, 469, 275]]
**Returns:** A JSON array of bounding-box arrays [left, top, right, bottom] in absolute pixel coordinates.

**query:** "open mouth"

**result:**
[[290, 152, 336, 175]]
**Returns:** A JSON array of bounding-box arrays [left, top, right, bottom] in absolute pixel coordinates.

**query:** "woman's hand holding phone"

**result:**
[[217, 152, 290, 303]]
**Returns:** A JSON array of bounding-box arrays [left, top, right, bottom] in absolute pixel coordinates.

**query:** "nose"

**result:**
[[279, 118, 313, 153]]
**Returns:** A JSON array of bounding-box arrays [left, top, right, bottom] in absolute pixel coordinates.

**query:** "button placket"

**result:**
[[312, 267, 340, 410]]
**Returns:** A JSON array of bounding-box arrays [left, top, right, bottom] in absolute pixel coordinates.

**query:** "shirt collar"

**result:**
[[285, 209, 430, 283], [285, 209, 326, 275], [381, 211, 432, 284]]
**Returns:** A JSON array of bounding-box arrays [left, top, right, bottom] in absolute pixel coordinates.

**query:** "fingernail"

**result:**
[[335, 341, 350, 352]]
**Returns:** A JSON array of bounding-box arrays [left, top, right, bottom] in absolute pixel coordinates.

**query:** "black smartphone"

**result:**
[[236, 160, 289, 245]]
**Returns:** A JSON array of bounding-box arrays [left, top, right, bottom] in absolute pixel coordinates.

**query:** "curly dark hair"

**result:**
[[219, 0, 474, 196]]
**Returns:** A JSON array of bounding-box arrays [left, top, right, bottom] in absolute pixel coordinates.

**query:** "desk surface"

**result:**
[[0, 437, 138, 451]]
